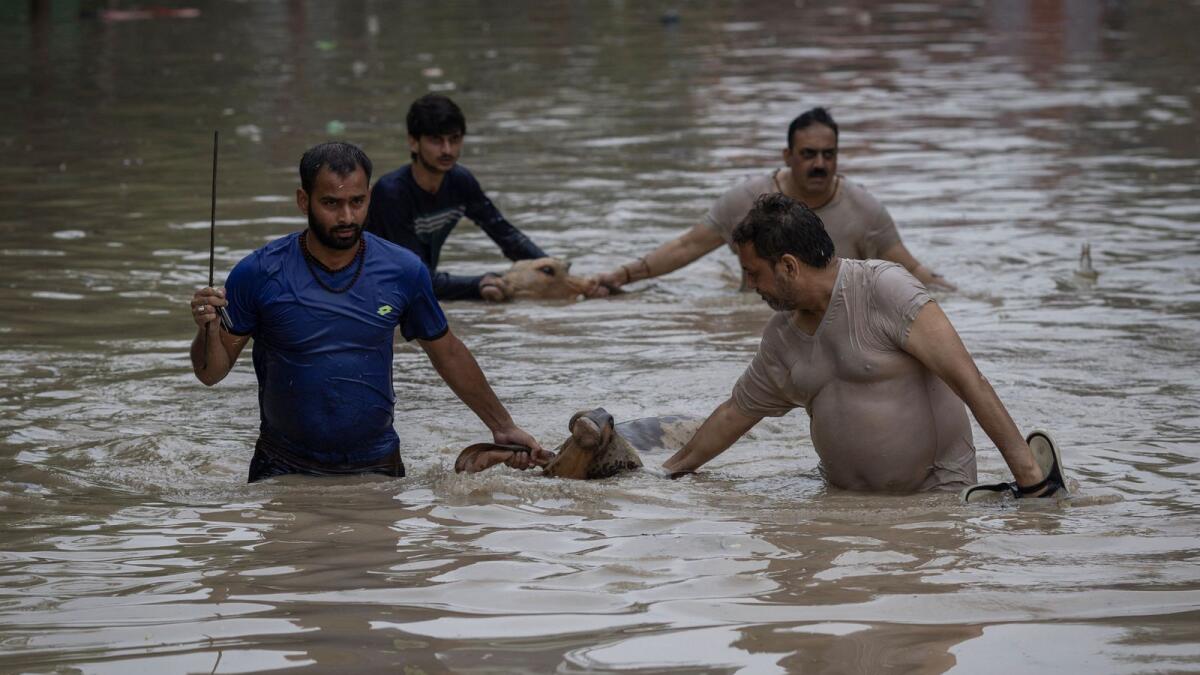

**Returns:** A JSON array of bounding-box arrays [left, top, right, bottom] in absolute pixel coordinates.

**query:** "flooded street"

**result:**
[[1, 1, 1198, 672]]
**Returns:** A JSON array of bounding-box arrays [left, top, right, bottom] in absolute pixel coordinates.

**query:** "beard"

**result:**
[[759, 293, 794, 312], [758, 274, 801, 311], [307, 209, 362, 250]]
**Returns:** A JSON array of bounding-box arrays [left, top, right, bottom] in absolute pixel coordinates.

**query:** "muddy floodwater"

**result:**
[[1, 1, 1198, 673]]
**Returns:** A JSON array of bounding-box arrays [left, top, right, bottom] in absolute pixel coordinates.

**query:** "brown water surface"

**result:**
[[1, 1, 1198, 673]]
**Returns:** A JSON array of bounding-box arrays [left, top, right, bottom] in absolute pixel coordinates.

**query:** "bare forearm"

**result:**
[[958, 373, 1041, 485], [426, 334, 513, 432], [614, 224, 723, 283], [190, 324, 233, 386], [662, 398, 759, 475]]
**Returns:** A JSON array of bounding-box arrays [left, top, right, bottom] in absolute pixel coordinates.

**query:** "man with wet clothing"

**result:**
[[592, 107, 955, 294], [188, 142, 548, 482], [366, 94, 548, 302], [662, 193, 1061, 497]]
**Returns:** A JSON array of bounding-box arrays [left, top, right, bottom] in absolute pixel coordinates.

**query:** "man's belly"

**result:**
[[259, 351, 396, 458], [808, 378, 967, 492]]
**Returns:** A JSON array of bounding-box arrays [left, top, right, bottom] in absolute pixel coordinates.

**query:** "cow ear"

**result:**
[[455, 443, 522, 473]]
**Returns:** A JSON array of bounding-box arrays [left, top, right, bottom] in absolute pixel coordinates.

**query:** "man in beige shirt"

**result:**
[[663, 193, 1060, 496], [592, 107, 953, 294]]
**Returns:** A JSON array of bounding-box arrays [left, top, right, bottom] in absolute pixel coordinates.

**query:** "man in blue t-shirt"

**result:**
[[365, 94, 548, 302], [189, 142, 548, 482]]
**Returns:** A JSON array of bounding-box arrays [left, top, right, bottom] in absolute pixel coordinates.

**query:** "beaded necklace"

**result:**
[[299, 230, 366, 294]]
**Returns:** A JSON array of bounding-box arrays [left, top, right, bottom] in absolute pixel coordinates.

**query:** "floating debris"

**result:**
[[100, 7, 200, 22], [1075, 242, 1100, 281], [235, 124, 262, 143]]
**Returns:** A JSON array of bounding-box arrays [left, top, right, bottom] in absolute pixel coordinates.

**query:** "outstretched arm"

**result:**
[[466, 191, 548, 262], [662, 398, 761, 476], [880, 241, 956, 291], [902, 302, 1044, 488], [431, 270, 490, 301], [418, 329, 548, 464], [592, 222, 725, 294]]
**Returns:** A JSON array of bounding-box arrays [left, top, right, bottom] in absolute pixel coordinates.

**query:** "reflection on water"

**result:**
[[1, 1, 1199, 672]]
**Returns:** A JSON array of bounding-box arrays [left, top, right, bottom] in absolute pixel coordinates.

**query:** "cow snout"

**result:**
[[569, 408, 615, 450], [570, 415, 602, 449]]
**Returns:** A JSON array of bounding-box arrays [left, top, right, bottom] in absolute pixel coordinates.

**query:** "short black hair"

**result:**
[[298, 141, 372, 194], [786, 107, 839, 149], [406, 93, 467, 138], [732, 193, 835, 268]]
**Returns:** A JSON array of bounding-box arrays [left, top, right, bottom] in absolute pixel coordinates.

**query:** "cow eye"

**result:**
[[538, 265, 556, 276]]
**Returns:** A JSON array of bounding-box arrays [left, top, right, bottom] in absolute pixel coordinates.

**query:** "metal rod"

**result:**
[[209, 130, 218, 288], [203, 131, 218, 371]]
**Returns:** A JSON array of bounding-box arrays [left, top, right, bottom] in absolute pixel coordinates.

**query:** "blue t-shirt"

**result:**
[[224, 231, 449, 465]]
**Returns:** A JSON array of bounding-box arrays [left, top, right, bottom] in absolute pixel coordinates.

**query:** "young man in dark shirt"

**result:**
[[366, 94, 547, 301]]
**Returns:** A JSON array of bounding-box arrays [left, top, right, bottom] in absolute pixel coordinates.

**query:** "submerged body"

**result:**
[[224, 231, 448, 472], [734, 259, 976, 491], [707, 172, 900, 262], [366, 163, 547, 300]]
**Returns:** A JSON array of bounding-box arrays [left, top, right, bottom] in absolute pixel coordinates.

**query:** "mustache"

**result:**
[[807, 168, 828, 178]]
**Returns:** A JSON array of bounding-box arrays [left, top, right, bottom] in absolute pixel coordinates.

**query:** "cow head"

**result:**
[[502, 257, 592, 300]]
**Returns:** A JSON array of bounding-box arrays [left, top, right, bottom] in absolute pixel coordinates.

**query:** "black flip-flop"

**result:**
[[960, 429, 1067, 503]]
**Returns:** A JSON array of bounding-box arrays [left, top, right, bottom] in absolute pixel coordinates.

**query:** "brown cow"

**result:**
[[455, 408, 701, 480], [480, 257, 595, 302]]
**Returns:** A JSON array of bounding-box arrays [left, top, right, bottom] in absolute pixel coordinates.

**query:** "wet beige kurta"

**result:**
[[704, 171, 902, 260], [733, 259, 977, 492]]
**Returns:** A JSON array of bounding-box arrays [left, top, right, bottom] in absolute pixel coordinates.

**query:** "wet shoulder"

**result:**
[[858, 259, 930, 323], [446, 164, 483, 192], [843, 258, 911, 289], [866, 258, 917, 285], [707, 172, 776, 240], [374, 165, 412, 192], [366, 232, 427, 273], [833, 177, 886, 214], [247, 232, 300, 276], [728, 172, 776, 205]]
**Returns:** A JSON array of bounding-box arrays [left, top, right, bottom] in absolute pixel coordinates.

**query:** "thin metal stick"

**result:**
[[209, 130, 218, 288], [203, 131, 218, 370]]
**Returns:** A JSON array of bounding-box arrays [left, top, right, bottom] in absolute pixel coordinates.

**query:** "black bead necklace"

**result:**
[[300, 230, 366, 294]]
